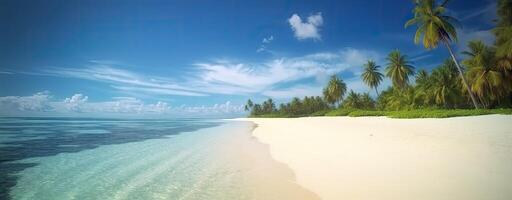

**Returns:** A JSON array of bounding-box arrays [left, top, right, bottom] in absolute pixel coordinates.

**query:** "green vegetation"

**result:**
[[324, 108, 358, 116], [245, 0, 512, 119], [385, 50, 415, 89], [348, 110, 388, 117], [386, 109, 512, 118], [361, 60, 384, 96], [323, 75, 347, 107], [405, 0, 480, 108], [325, 109, 512, 118]]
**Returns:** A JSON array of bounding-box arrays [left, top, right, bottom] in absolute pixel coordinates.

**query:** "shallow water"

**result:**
[[0, 117, 317, 200]]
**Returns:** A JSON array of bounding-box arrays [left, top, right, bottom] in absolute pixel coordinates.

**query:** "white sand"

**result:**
[[236, 115, 512, 200]]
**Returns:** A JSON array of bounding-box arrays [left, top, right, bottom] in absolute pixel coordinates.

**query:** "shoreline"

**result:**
[[7, 120, 319, 200], [236, 115, 512, 200]]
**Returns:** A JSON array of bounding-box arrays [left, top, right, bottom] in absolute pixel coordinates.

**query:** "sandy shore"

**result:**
[[236, 115, 512, 200]]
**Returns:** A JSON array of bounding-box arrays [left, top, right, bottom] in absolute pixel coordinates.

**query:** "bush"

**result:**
[[386, 109, 512, 118], [324, 108, 358, 116], [251, 108, 512, 119], [311, 109, 330, 116], [348, 110, 388, 117]]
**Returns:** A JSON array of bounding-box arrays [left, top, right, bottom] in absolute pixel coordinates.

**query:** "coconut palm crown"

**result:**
[[322, 75, 347, 107], [361, 60, 384, 96], [463, 40, 504, 108], [404, 0, 459, 48], [385, 50, 415, 89]]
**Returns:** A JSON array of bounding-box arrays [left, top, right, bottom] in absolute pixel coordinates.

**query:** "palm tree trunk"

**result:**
[[374, 87, 380, 97], [443, 40, 480, 109]]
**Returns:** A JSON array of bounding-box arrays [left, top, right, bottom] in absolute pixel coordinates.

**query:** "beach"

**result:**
[[238, 115, 512, 200]]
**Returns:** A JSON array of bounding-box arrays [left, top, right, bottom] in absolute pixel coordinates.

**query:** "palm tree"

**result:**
[[430, 60, 460, 108], [385, 50, 415, 89], [244, 99, 254, 111], [360, 92, 376, 109], [323, 75, 347, 107], [494, 0, 512, 101], [494, 0, 512, 71], [463, 40, 504, 108], [386, 87, 418, 110], [361, 60, 384, 96], [262, 98, 276, 113], [414, 69, 434, 106], [343, 90, 361, 109], [290, 97, 302, 115], [415, 69, 429, 87], [405, 0, 479, 108], [251, 104, 262, 116]]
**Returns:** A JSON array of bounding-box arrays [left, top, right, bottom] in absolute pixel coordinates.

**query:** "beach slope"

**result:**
[[238, 115, 512, 200]]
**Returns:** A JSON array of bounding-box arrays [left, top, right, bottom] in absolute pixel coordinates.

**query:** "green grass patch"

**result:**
[[386, 109, 512, 118], [249, 113, 291, 118], [251, 108, 512, 119], [348, 110, 388, 117], [310, 109, 331, 116], [324, 108, 357, 116]]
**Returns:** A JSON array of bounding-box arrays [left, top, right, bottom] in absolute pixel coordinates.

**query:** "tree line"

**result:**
[[245, 0, 512, 117]]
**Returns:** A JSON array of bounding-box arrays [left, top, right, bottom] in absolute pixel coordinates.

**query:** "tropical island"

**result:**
[[245, 0, 512, 119], [236, 1, 512, 199], [1, 0, 511, 200]]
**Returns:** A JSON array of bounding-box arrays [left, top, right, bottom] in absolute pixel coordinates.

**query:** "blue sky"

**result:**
[[0, 0, 496, 117]]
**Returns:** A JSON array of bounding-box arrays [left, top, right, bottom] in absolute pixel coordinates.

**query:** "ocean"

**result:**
[[0, 117, 317, 200]]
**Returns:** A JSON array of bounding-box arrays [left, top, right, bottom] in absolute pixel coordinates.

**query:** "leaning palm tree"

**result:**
[[361, 60, 384, 96], [385, 50, 415, 90], [323, 75, 347, 107], [405, 0, 479, 108], [463, 40, 504, 108]]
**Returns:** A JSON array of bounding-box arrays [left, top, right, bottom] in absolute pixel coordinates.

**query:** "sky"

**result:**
[[0, 0, 497, 117]]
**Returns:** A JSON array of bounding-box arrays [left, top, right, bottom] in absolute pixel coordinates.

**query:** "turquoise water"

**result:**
[[0, 117, 317, 200]]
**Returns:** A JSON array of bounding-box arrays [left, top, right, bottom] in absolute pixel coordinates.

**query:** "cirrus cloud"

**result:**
[[30, 48, 382, 101]]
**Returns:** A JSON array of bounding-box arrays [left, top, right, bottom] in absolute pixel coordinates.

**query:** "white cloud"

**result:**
[[0, 92, 244, 116], [174, 101, 243, 114], [193, 48, 379, 95], [257, 35, 274, 53], [0, 91, 52, 112], [147, 101, 171, 113], [461, 2, 495, 21], [410, 53, 432, 62], [60, 95, 172, 114], [262, 35, 273, 43], [111, 85, 206, 96], [262, 85, 322, 99], [0, 71, 14, 74], [63, 93, 88, 112], [194, 48, 381, 99], [288, 12, 323, 40], [458, 2, 496, 26], [43, 66, 206, 97], [38, 48, 380, 100]]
